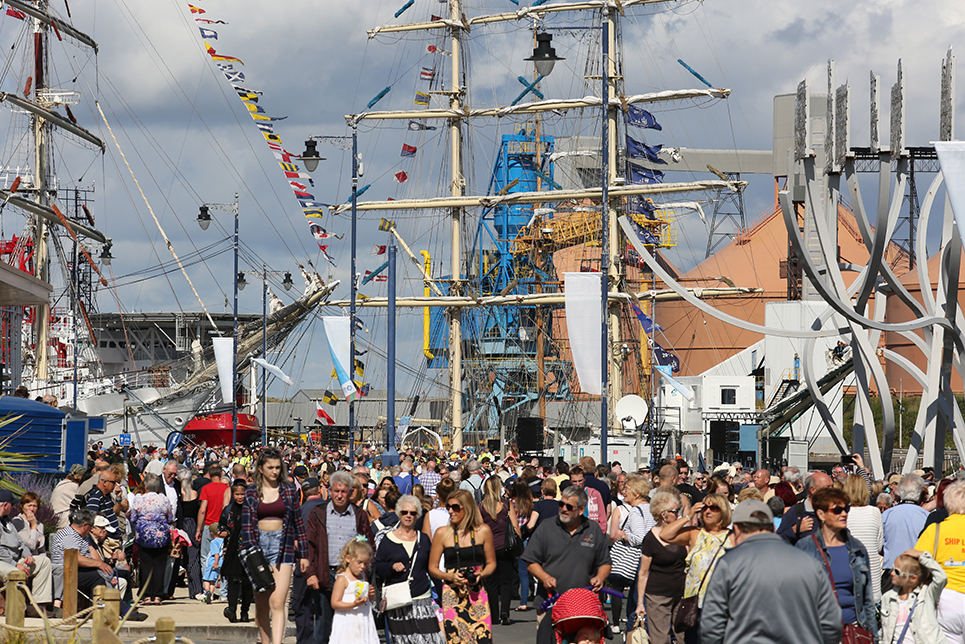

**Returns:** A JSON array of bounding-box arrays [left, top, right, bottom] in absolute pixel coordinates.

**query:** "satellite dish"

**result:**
[[615, 395, 649, 430]]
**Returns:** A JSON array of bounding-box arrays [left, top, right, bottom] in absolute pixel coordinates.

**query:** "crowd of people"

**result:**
[[0, 439, 962, 644]]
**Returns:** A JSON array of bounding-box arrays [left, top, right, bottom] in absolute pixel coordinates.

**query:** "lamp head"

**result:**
[[301, 139, 325, 173], [283, 271, 294, 291], [100, 244, 113, 266], [197, 205, 212, 231], [237, 272, 247, 291], [525, 33, 563, 78]]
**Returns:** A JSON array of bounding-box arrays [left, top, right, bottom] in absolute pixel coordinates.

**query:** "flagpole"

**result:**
[[384, 244, 400, 467], [349, 125, 358, 462], [262, 263, 267, 447], [600, 19, 610, 464]]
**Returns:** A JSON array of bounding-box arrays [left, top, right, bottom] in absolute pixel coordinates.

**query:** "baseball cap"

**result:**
[[888, 474, 902, 485], [69, 464, 86, 476], [731, 499, 773, 525], [293, 465, 309, 477], [302, 477, 320, 490], [93, 515, 117, 533], [0, 489, 13, 504]]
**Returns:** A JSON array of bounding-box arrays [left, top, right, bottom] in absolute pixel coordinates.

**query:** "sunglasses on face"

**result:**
[[399, 510, 418, 517], [446, 504, 462, 512], [891, 570, 916, 580], [558, 500, 578, 512], [702, 506, 720, 513], [663, 508, 680, 517], [827, 504, 851, 515]]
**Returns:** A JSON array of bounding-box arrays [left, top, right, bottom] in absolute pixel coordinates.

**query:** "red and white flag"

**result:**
[[394, 171, 408, 184], [372, 244, 387, 256], [316, 402, 335, 426]]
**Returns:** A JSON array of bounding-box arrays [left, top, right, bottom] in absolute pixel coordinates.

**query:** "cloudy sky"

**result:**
[[2, 0, 962, 399]]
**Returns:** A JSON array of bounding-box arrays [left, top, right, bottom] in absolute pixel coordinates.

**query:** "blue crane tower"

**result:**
[[427, 129, 572, 440]]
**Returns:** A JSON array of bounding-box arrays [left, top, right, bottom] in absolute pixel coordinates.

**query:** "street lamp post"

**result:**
[[198, 192, 240, 445], [239, 265, 293, 446], [301, 130, 361, 460]]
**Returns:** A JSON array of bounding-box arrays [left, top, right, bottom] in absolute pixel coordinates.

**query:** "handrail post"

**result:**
[[92, 586, 105, 631], [156, 616, 176, 644], [102, 587, 120, 631], [63, 548, 78, 617], [5, 570, 26, 627]]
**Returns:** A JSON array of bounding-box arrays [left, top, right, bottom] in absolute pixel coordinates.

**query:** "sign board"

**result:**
[[119, 433, 131, 447]]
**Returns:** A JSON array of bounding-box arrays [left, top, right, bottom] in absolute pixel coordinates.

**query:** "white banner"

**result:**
[[934, 141, 965, 243], [252, 358, 294, 386], [564, 272, 602, 395], [212, 337, 235, 405], [321, 316, 358, 401]]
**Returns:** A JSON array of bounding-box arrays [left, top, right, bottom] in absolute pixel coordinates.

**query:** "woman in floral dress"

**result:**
[[428, 490, 496, 644], [128, 473, 173, 605]]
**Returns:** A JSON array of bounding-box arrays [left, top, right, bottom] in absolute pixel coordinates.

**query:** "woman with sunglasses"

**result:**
[[374, 494, 445, 644], [241, 449, 309, 644], [635, 487, 688, 644], [428, 489, 497, 644], [660, 494, 733, 644], [796, 487, 876, 640]]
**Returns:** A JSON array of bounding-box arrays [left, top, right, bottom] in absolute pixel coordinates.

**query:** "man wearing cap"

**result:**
[[89, 514, 146, 621], [700, 500, 842, 644], [0, 489, 53, 614], [292, 465, 310, 503]]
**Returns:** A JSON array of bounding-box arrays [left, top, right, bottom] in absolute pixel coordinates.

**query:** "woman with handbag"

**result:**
[[428, 489, 497, 644], [634, 488, 689, 644], [373, 494, 445, 644], [660, 494, 732, 643], [796, 487, 877, 644], [241, 449, 309, 644], [478, 475, 521, 627], [610, 476, 655, 629]]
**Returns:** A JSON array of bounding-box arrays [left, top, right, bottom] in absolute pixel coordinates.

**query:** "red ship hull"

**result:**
[[183, 412, 261, 446]]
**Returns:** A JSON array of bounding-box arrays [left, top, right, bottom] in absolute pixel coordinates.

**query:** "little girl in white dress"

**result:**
[[329, 536, 379, 644]]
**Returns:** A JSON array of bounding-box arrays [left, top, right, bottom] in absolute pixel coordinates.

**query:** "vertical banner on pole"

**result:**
[[564, 272, 602, 394], [212, 337, 235, 405], [321, 317, 358, 402]]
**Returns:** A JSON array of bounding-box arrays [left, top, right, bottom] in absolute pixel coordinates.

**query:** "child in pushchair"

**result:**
[[551, 588, 611, 644]]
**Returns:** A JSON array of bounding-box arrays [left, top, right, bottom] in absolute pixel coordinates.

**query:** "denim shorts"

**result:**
[[259, 529, 284, 566]]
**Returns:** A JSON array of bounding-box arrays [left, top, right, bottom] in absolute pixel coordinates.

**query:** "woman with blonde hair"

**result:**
[[241, 449, 309, 644], [661, 494, 733, 643], [842, 474, 883, 601], [478, 474, 520, 626], [429, 489, 497, 644], [635, 487, 688, 644], [915, 479, 965, 642]]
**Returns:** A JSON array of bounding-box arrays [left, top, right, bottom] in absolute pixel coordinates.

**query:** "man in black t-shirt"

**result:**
[[675, 459, 704, 504], [532, 478, 560, 532]]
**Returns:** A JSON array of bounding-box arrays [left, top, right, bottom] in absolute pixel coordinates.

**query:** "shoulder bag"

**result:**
[[673, 530, 729, 632], [811, 533, 874, 644], [608, 507, 642, 584], [504, 506, 524, 557], [241, 545, 276, 594], [379, 534, 419, 613]]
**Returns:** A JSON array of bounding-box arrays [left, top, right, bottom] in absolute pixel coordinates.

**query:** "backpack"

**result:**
[[467, 476, 485, 505]]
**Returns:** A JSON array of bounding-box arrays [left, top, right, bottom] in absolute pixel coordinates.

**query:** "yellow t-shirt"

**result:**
[[915, 514, 965, 593]]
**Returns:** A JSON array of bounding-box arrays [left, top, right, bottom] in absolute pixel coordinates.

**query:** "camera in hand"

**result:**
[[458, 567, 478, 586]]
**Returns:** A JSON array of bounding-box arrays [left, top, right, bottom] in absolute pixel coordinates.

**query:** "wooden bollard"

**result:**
[[155, 617, 176, 644], [92, 586, 105, 630], [5, 570, 26, 627], [63, 548, 78, 617], [101, 587, 120, 631]]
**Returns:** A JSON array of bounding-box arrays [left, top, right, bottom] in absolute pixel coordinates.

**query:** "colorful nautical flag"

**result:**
[[372, 244, 387, 256], [316, 402, 336, 426], [394, 171, 409, 184], [414, 92, 430, 106], [322, 390, 339, 405], [625, 105, 662, 130], [401, 144, 418, 157], [319, 245, 337, 267], [426, 44, 438, 53], [430, 14, 443, 21], [420, 67, 436, 81], [627, 136, 666, 164], [195, 18, 226, 24], [198, 27, 218, 39], [205, 43, 243, 64], [354, 359, 365, 377], [408, 120, 437, 131], [626, 194, 656, 218], [630, 302, 663, 335], [188, 4, 205, 14], [379, 218, 396, 231]]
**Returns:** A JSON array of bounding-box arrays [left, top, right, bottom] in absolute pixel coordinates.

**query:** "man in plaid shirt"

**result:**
[[418, 459, 441, 498]]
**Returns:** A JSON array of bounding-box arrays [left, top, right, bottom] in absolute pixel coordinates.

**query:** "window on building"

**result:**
[[721, 388, 737, 405]]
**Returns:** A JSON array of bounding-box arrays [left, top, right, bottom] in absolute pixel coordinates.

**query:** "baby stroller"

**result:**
[[551, 588, 613, 644]]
